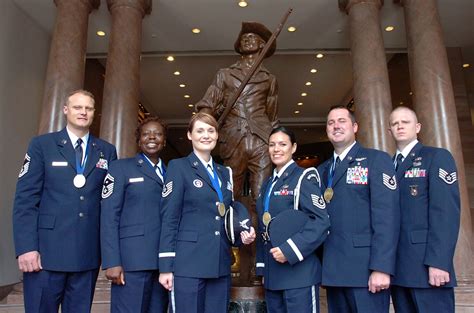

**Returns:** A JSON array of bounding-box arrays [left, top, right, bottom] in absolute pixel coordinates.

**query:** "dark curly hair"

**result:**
[[135, 117, 167, 144]]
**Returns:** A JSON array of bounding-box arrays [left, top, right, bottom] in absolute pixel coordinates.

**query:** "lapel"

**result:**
[[83, 136, 102, 177], [321, 161, 330, 189], [188, 152, 214, 190], [55, 129, 76, 171], [136, 154, 162, 185], [272, 162, 298, 192], [215, 163, 226, 189], [333, 142, 360, 187], [396, 142, 423, 180]]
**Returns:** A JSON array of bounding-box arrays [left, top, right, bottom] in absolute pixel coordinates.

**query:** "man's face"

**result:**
[[63, 93, 95, 131], [326, 108, 357, 149], [240, 33, 265, 54], [389, 108, 420, 147]]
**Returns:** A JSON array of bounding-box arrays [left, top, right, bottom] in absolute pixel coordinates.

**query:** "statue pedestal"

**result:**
[[229, 286, 266, 313]]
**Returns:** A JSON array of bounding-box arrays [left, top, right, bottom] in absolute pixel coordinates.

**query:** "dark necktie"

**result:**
[[75, 138, 83, 166], [395, 153, 403, 171]]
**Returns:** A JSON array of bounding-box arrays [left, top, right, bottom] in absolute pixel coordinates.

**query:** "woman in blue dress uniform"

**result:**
[[256, 127, 330, 313], [100, 117, 169, 313], [158, 112, 255, 313]]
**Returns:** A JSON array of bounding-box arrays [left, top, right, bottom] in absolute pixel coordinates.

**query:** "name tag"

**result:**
[[52, 161, 68, 167], [129, 177, 144, 183]]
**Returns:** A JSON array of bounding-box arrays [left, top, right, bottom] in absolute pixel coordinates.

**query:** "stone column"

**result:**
[[100, 0, 151, 158], [339, 0, 395, 153], [38, 0, 99, 134], [396, 0, 474, 292]]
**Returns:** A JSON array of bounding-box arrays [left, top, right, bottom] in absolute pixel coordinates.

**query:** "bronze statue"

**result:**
[[196, 22, 279, 285], [197, 21, 278, 210]]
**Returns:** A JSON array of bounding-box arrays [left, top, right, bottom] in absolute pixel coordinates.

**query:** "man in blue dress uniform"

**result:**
[[388, 106, 460, 313], [12, 90, 117, 313], [318, 105, 400, 313]]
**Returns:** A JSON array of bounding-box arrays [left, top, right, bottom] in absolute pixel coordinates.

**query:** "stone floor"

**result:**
[[1, 272, 473, 313]]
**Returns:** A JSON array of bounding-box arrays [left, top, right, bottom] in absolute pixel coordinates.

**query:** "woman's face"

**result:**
[[138, 121, 165, 159], [187, 120, 218, 153], [268, 131, 296, 170]]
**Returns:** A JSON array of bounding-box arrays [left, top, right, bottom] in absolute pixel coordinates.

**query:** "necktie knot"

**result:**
[[76, 138, 83, 148]]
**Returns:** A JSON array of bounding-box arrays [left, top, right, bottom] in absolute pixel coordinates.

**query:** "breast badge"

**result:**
[[193, 179, 203, 188]]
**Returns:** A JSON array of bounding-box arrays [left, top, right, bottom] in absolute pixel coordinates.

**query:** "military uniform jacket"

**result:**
[[256, 162, 330, 291], [13, 128, 117, 272], [158, 152, 235, 278], [393, 142, 459, 288], [318, 142, 400, 287], [100, 154, 166, 272], [195, 61, 278, 159]]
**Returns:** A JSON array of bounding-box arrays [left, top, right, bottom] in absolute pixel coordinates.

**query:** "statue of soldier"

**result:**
[[196, 21, 278, 216], [196, 22, 278, 285]]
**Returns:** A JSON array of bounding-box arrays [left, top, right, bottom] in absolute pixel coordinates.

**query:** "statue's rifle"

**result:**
[[217, 8, 293, 128]]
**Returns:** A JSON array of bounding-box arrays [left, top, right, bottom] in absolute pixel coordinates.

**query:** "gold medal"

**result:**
[[218, 202, 226, 217], [262, 212, 272, 226], [323, 187, 334, 203]]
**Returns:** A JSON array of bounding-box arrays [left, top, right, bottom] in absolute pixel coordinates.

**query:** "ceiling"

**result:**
[[12, 0, 474, 154]]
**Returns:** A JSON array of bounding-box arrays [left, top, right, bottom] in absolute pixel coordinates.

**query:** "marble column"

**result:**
[[396, 0, 474, 293], [38, 0, 99, 134], [100, 0, 151, 158], [339, 0, 395, 153]]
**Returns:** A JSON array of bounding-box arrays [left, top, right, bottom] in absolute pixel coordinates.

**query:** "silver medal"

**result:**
[[73, 174, 86, 188]]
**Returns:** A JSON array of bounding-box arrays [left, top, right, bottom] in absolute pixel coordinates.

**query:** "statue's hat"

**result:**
[[234, 22, 276, 58]]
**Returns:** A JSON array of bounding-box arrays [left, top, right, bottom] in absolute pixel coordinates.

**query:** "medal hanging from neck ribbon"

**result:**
[[73, 137, 90, 189], [324, 157, 339, 203], [206, 163, 226, 217], [263, 176, 278, 226]]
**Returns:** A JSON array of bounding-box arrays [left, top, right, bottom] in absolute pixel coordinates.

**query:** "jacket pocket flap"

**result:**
[[38, 215, 56, 229], [410, 230, 428, 244], [177, 230, 198, 242], [119, 225, 144, 238], [352, 234, 371, 247]]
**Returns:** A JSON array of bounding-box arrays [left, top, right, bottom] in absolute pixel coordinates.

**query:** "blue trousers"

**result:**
[[326, 286, 390, 313], [23, 269, 99, 313], [110, 270, 168, 313], [265, 285, 320, 313], [391, 285, 454, 313], [170, 275, 231, 313]]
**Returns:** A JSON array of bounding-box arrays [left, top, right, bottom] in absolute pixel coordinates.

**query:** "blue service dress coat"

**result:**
[[13, 128, 117, 271], [256, 162, 330, 291], [317, 142, 400, 287], [100, 154, 166, 271], [158, 152, 236, 278], [393, 142, 460, 288]]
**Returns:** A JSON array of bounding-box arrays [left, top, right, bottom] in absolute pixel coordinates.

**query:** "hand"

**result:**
[[159, 272, 174, 291], [269, 247, 287, 263], [429, 267, 450, 287], [18, 251, 42, 272], [241, 227, 256, 245], [105, 266, 125, 285], [368, 271, 390, 293]]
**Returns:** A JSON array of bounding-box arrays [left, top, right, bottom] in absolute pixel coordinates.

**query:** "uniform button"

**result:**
[[215, 231, 220, 236], [215, 216, 220, 221], [79, 212, 84, 217], [327, 230, 330, 235], [79, 196, 85, 201]]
